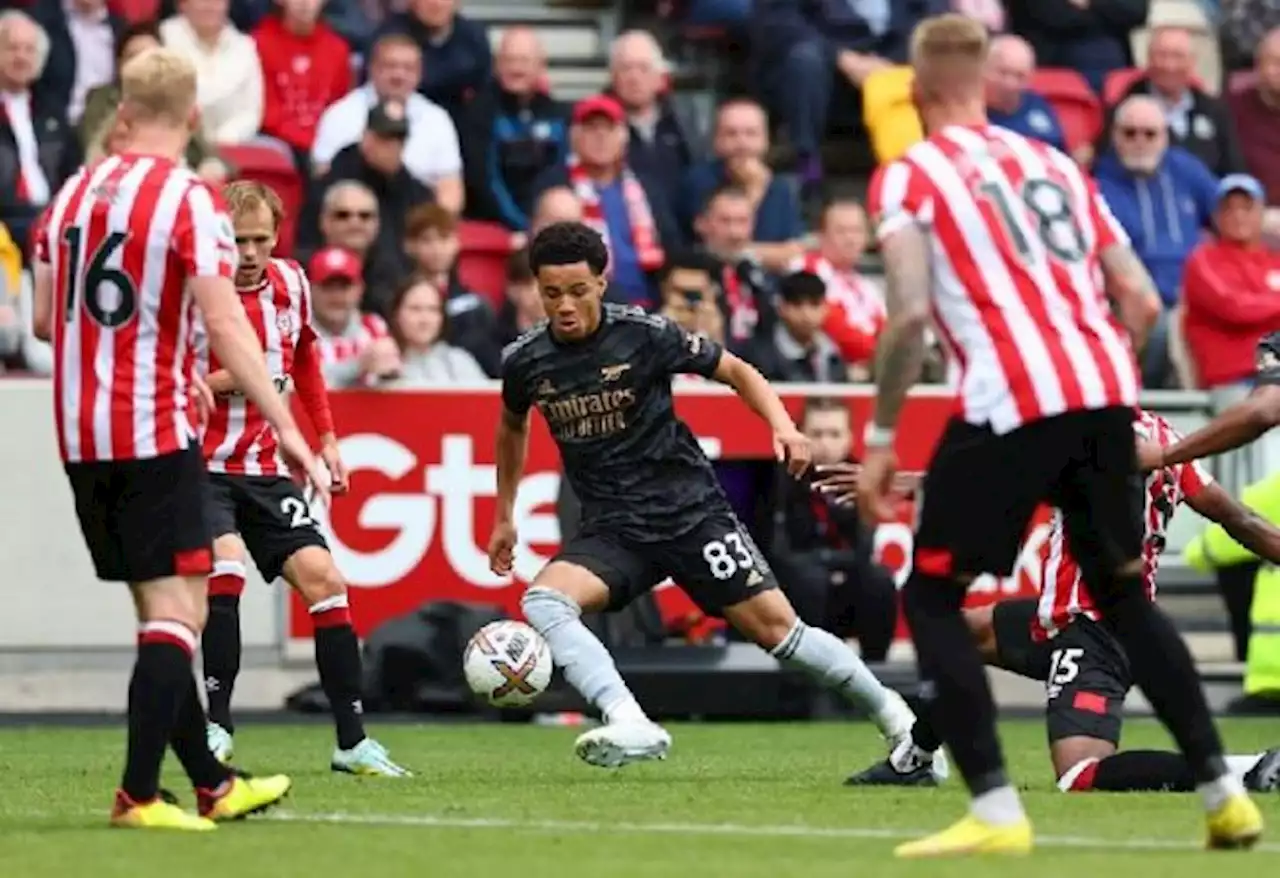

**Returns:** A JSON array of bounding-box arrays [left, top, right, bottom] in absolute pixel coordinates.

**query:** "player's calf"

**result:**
[[203, 550, 246, 741], [723, 589, 915, 745]]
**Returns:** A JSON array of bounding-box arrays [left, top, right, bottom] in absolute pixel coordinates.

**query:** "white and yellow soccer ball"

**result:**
[[463, 621, 553, 707]]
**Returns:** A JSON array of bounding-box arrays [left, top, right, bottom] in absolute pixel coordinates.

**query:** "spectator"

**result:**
[[1228, 27, 1280, 212], [492, 247, 542, 347], [1182, 174, 1280, 391], [303, 100, 433, 311], [789, 198, 883, 374], [767, 397, 897, 661], [751, 0, 946, 190], [374, 0, 491, 123], [1004, 0, 1148, 94], [1221, 0, 1280, 72], [161, 0, 264, 145], [608, 30, 693, 210], [529, 185, 583, 234], [80, 23, 224, 179], [1107, 26, 1245, 177], [403, 202, 501, 375], [1094, 95, 1217, 388], [253, 0, 351, 174], [307, 246, 400, 388], [312, 32, 463, 211], [984, 34, 1070, 156], [657, 251, 726, 356], [685, 0, 752, 30], [0, 10, 79, 253], [306, 179, 406, 314], [740, 270, 847, 382], [0, 220, 20, 368], [682, 98, 804, 271], [387, 276, 488, 385], [32, 0, 122, 127], [531, 95, 681, 307], [462, 27, 568, 231], [694, 185, 775, 346]]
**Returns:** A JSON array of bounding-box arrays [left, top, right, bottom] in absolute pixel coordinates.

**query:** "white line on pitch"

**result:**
[[264, 811, 1280, 853]]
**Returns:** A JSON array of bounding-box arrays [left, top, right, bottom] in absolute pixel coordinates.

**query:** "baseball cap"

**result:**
[[308, 247, 362, 285], [572, 94, 625, 125], [1216, 173, 1265, 207], [367, 99, 410, 138]]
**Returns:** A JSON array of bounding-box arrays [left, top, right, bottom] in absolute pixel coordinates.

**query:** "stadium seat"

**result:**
[[1103, 67, 1146, 107], [1030, 69, 1103, 153], [219, 144, 304, 257], [457, 220, 516, 307], [862, 66, 923, 164]]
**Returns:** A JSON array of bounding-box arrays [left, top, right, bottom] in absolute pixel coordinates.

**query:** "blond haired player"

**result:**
[[31, 48, 323, 831], [194, 182, 409, 777], [854, 14, 1262, 856]]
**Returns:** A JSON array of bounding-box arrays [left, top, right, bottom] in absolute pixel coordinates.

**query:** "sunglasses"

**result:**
[[331, 209, 376, 221], [1119, 126, 1161, 141]]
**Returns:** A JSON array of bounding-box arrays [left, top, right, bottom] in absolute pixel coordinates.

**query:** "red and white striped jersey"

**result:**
[[313, 311, 389, 369], [789, 250, 886, 337], [868, 125, 1140, 435], [35, 154, 237, 463], [197, 258, 312, 477], [1033, 410, 1212, 640]]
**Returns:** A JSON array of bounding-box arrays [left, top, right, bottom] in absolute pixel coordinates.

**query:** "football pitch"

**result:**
[[3, 719, 1279, 876]]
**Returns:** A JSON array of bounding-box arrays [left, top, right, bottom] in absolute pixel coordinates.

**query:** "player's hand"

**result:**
[[279, 426, 331, 510], [812, 462, 861, 506], [773, 426, 812, 477], [321, 439, 350, 495], [189, 374, 215, 427], [857, 446, 899, 525], [488, 520, 517, 577], [1136, 437, 1165, 472]]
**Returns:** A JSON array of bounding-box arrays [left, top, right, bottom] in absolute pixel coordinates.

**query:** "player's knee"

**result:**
[[723, 591, 797, 651], [521, 585, 582, 632], [1052, 740, 1116, 791], [286, 547, 345, 605], [213, 534, 248, 565]]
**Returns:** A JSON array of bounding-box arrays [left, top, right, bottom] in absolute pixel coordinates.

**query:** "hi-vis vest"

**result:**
[[1184, 472, 1280, 697]]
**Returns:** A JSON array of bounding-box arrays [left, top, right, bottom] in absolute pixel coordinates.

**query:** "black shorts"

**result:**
[[914, 406, 1143, 580], [990, 598, 1130, 746], [65, 445, 212, 583], [204, 473, 328, 582], [553, 507, 779, 615]]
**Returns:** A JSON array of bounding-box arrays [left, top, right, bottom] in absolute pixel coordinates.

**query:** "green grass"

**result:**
[[1, 719, 1278, 876]]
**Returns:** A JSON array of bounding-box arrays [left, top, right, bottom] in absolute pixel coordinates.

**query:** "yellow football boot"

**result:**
[[110, 790, 216, 831], [1206, 793, 1264, 850], [197, 772, 292, 821], [895, 814, 1033, 858]]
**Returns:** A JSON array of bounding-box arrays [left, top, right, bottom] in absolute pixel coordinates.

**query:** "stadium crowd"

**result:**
[[0, 0, 1277, 400]]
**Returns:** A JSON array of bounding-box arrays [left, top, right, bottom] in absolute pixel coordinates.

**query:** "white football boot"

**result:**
[[574, 721, 672, 768]]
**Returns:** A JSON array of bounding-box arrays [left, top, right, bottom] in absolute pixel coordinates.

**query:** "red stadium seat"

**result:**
[[218, 144, 303, 257], [457, 220, 516, 307], [1103, 67, 1207, 106], [1029, 68, 1103, 153]]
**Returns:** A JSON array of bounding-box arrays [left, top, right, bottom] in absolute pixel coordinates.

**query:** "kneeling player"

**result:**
[[841, 410, 1280, 792], [196, 182, 408, 777], [488, 222, 939, 770]]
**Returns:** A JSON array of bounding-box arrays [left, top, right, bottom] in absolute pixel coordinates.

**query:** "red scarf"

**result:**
[[567, 154, 664, 272], [793, 251, 885, 335], [718, 262, 758, 343]]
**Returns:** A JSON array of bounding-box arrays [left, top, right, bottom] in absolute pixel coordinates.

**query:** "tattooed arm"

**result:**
[[1098, 243, 1162, 351], [870, 222, 933, 432]]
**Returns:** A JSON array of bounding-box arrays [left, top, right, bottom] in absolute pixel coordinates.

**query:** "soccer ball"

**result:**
[[463, 621, 553, 707]]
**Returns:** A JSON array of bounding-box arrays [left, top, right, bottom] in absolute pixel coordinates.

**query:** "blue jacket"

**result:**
[[988, 92, 1066, 153], [680, 160, 804, 243], [1092, 147, 1217, 306], [750, 0, 948, 70]]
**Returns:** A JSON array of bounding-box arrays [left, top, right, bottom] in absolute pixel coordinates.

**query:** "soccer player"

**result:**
[[488, 221, 933, 769], [196, 181, 409, 778], [832, 410, 1280, 794], [30, 48, 324, 831], [1140, 332, 1280, 470], [854, 14, 1263, 856]]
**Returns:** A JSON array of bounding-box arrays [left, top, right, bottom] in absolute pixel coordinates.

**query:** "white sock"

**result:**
[[769, 620, 890, 716], [970, 785, 1025, 827], [1198, 773, 1246, 812], [521, 587, 648, 724], [1226, 753, 1262, 784]]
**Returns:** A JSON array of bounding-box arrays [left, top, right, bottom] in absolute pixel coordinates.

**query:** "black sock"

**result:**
[[1064, 750, 1196, 792], [902, 571, 1008, 795], [122, 626, 198, 803], [170, 674, 232, 791], [203, 594, 242, 732], [1094, 574, 1227, 783], [910, 710, 943, 753], [312, 603, 366, 750]]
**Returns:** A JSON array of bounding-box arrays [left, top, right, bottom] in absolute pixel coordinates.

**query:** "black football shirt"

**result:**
[[501, 304, 727, 542]]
